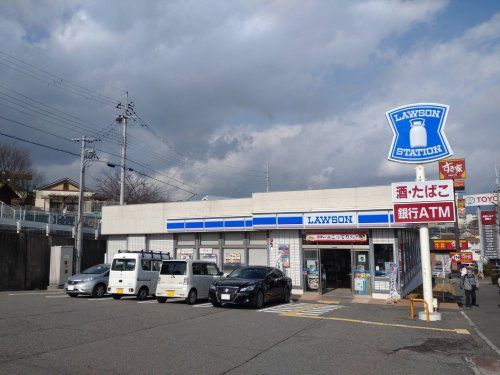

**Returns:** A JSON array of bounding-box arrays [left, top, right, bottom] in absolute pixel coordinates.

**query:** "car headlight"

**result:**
[[210, 284, 216, 290], [240, 285, 255, 292]]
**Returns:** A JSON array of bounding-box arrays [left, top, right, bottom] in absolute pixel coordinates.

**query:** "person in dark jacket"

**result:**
[[460, 268, 478, 309]]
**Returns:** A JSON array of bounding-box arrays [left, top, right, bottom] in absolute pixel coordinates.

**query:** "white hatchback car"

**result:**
[[156, 260, 223, 304]]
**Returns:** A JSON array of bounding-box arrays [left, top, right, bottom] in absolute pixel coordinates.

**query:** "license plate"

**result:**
[[67, 285, 74, 291], [167, 290, 175, 297], [117, 288, 123, 294], [221, 293, 230, 301]]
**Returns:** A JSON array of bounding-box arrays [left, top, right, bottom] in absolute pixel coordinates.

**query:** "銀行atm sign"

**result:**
[[393, 201, 455, 224]]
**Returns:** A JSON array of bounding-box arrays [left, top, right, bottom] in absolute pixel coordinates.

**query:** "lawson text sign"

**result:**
[[386, 103, 452, 163], [303, 212, 357, 227]]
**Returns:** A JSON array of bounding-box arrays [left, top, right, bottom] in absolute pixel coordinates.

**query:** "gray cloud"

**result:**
[[0, 0, 498, 201]]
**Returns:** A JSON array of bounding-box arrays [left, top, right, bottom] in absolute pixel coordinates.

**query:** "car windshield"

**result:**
[[228, 267, 267, 279], [82, 265, 109, 274], [111, 259, 136, 271], [160, 261, 187, 275]]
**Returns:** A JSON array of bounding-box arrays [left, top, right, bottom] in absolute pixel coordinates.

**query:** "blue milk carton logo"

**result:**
[[386, 103, 453, 163]]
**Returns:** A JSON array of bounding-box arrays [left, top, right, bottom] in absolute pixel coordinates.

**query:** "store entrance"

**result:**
[[320, 249, 351, 293]]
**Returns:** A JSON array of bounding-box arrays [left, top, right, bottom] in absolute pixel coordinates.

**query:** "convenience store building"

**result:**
[[101, 185, 422, 298]]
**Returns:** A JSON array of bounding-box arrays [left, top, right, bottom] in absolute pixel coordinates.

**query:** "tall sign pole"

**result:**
[[387, 103, 453, 322]]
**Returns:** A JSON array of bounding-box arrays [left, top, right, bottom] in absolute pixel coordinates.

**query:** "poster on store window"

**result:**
[[277, 245, 290, 270], [200, 248, 217, 262], [177, 248, 193, 260], [224, 252, 241, 266]]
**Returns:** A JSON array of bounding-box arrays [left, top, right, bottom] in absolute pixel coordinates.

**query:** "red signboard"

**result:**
[[481, 210, 497, 225], [305, 231, 367, 243], [450, 252, 473, 263], [439, 159, 466, 179], [393, 201, 455, 224], [432, 240, 467, 251], [453, 180, 465, 191]]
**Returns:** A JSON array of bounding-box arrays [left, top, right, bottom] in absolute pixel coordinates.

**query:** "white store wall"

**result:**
[[269, 230, 302, 294]]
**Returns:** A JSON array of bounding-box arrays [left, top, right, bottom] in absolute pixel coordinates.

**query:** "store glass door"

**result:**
[[352, 250, 371, 296]]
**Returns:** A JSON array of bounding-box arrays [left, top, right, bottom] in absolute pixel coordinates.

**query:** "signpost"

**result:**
[[387, 103, 453, 322]]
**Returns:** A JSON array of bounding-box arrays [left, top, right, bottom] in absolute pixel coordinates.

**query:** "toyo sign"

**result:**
[[464, 193, 498, 207], [386, 103, 452, 163]]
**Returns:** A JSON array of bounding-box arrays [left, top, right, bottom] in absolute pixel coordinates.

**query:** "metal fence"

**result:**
[[0, 202, 100, 237]]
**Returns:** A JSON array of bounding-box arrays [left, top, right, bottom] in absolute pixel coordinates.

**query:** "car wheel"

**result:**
[[157, 297, 167, 303], [283, 287, 291, 303], [254, 291, 264, 309], [68, 293, 78, 298], [92, 284, 106, 298], [112, 294, 122, 300], [186, 289, 197, 305], [137, 287, 148, 301]]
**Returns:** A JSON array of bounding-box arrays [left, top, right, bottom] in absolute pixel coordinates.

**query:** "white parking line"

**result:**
[[87, 297, 112, 301], [258, 303, 310, 313], [137, 300, 157, 304], [193, 302, 213, 308]]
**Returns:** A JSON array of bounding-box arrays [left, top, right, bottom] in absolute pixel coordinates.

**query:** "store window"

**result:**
[[177, 248, 194, 260], [249, 248, 267, 266], [374, 244, 393, 276]]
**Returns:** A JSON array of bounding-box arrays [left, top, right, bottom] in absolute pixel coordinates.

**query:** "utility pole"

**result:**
[[116, 93, 134, 205], [72, 135, 97, 274], [266, 165, 270, 193]]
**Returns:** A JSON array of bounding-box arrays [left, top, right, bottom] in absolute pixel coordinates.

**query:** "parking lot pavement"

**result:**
[[0, 291, 498, 374]]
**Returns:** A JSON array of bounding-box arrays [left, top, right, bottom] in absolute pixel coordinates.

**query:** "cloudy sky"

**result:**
[[0, 0, 499, 200]]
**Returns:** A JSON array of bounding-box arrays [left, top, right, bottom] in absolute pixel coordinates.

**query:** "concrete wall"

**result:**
[[0, 231, 106, 291]]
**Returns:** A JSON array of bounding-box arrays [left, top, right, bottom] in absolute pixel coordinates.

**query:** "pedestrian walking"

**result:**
[[460, 268, 478, 309]]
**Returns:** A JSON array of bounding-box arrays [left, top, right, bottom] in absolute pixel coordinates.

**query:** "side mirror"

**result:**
[[218, 271, 224, 276]]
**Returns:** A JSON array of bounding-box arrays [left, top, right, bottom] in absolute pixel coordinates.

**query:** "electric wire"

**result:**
[[0, 130, 199, 197]]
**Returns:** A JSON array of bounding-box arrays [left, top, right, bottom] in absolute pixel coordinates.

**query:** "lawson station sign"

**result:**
[[386, 103, 453, 164]]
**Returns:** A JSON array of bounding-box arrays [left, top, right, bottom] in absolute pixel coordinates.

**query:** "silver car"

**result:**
[[66, 264, 110, 298]]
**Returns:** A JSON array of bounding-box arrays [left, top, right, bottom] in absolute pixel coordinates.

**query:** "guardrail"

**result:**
[[0, 202, 100, 237]]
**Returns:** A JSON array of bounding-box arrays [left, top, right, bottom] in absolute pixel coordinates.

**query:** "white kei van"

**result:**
[[155, 260, 223, 304], [108, 250, 170, 300]]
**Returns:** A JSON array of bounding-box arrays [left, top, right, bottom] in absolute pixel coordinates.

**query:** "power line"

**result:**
[[0, 130, 199, 197], [0, 130, 79, 157], [0, 50, 120, 107]]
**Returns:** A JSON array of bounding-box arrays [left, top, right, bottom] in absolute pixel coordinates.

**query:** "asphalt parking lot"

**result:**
[[0, 291, 498, 374]]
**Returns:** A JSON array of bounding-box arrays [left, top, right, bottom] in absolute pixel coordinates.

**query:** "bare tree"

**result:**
[[94, 169, 168, 204], [0, 142, 44, 205]]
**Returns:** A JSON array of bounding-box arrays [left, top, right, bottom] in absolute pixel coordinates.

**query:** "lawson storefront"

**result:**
[[102, 186, 422, 298]]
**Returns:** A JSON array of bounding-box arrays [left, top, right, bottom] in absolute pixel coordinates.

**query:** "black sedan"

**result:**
[[208, 266, 292, 308]]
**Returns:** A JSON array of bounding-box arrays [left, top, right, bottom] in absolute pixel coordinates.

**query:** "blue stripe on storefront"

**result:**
[[358, 214, 389, 224], [277, 216, 303, 225], [245, 220, 253, 227], [225, 220, 245, 228], [253, 217, 276, 226], [389, 214, 394, 223], [185, 221, 204, 229], [166, 222, 184, 229], [205, 221, 224, 228]]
